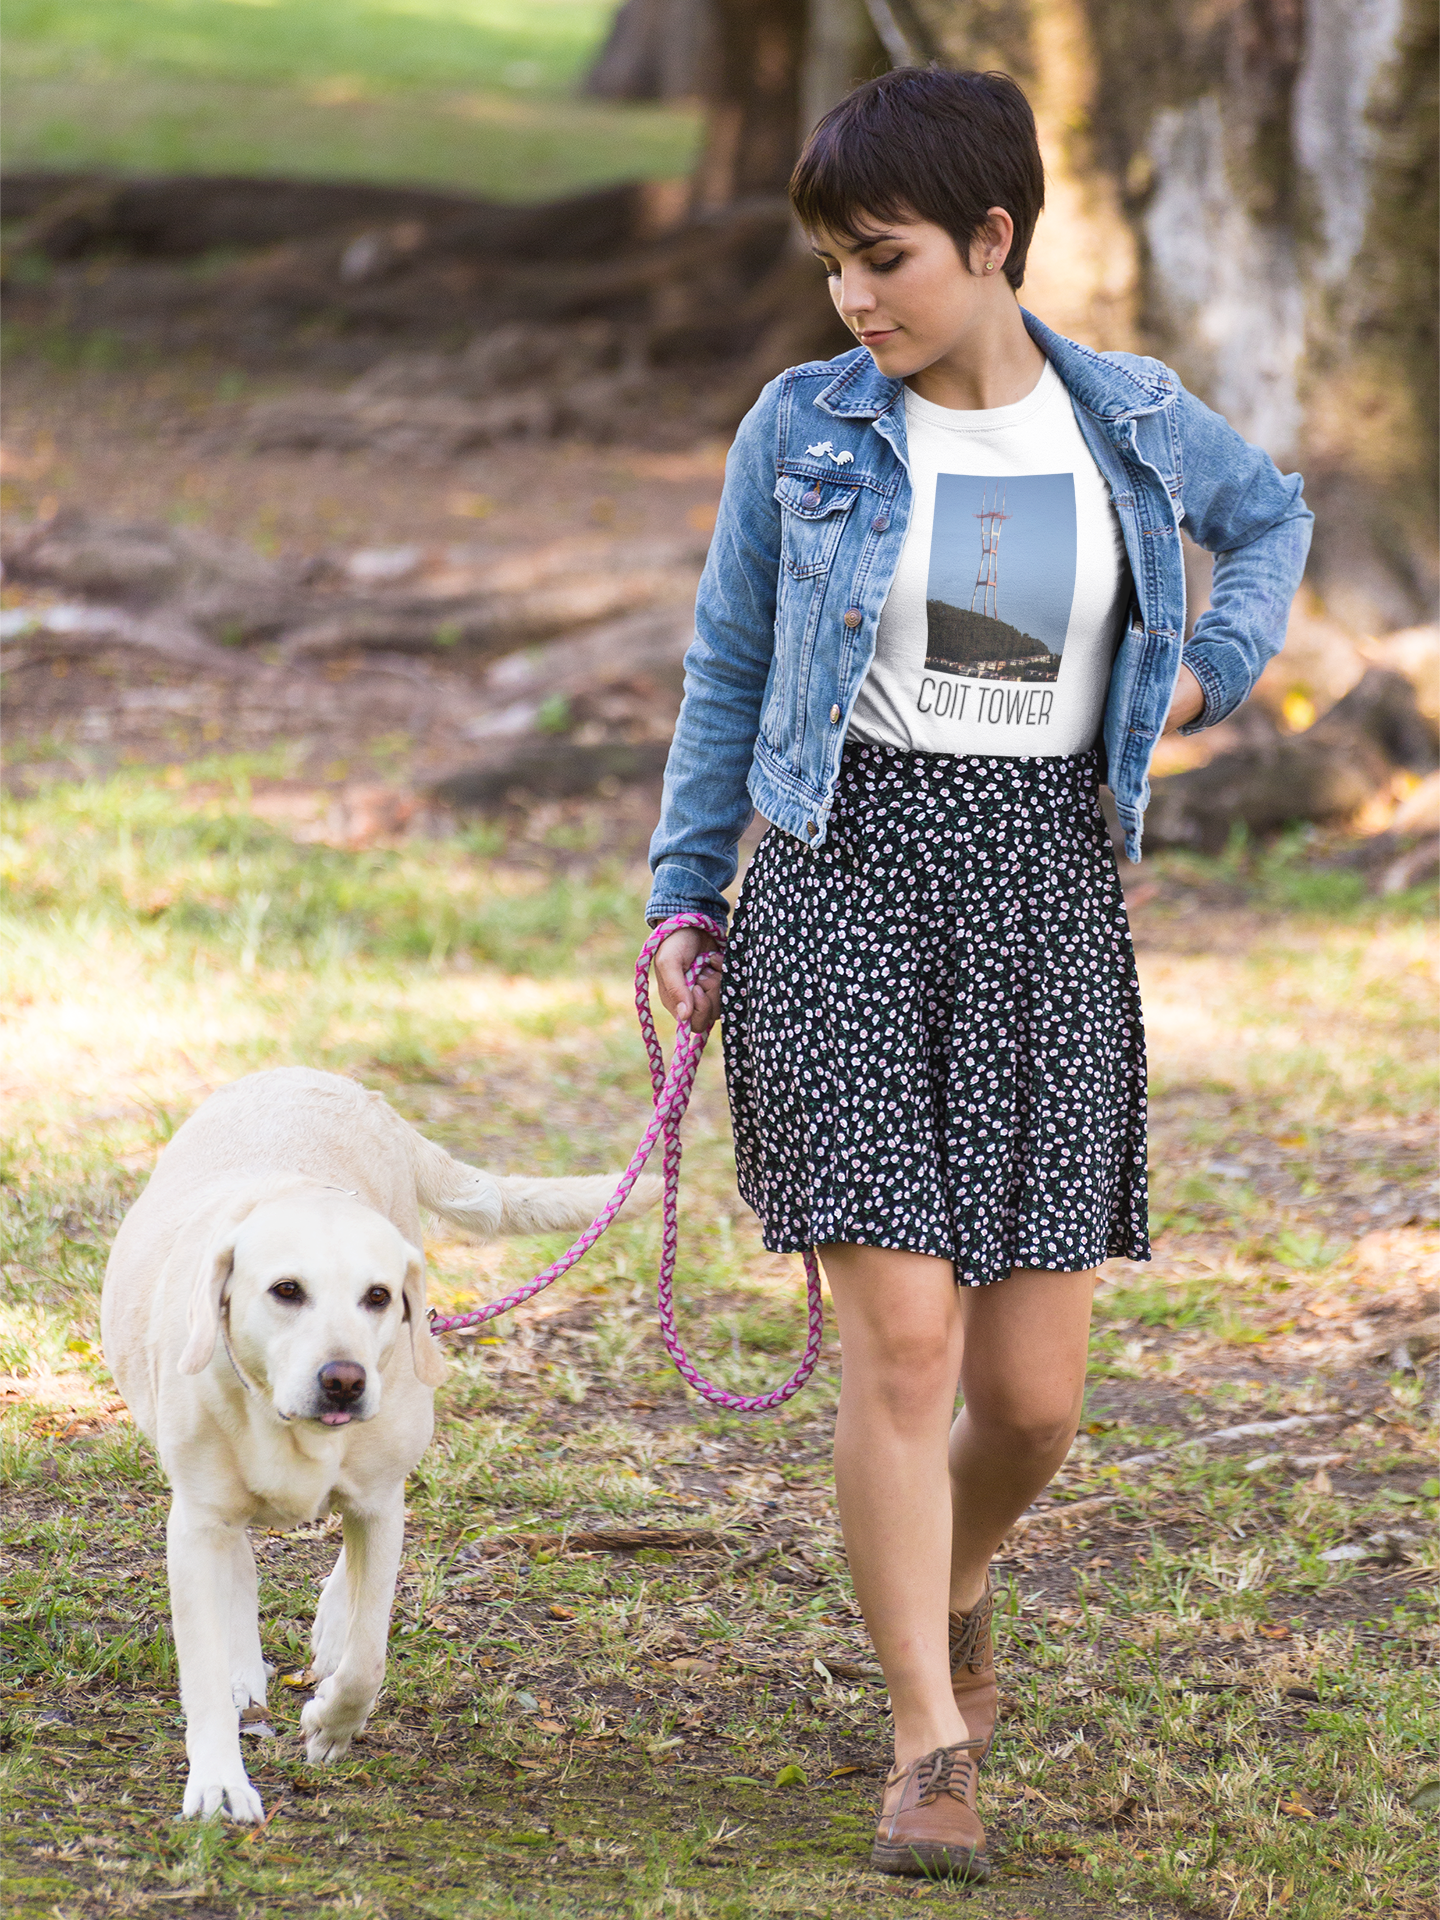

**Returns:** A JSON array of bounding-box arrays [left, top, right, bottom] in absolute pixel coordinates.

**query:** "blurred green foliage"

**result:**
[[2, 0, 701, 197]]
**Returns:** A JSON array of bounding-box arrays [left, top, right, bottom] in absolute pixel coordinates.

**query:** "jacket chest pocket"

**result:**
[[775, 474, 858, 579]]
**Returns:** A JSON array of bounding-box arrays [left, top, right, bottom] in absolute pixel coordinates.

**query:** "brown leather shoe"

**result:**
[[871, 1740, 990, 1880], [949, 1572, 998, 1756]]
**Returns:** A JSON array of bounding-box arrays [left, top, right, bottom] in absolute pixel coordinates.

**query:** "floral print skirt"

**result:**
[[720, 741, 1150, 1284]]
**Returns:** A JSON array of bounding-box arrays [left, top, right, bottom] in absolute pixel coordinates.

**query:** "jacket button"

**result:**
[[871, 513, 889, 532], [829, 704, 841, 724], [801, 489, 821, 509], [843, 608, 862, 628], [805, 820, 818, 838]]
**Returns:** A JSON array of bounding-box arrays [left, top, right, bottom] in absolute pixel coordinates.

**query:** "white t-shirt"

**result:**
[[848, 360, 1131, 757]]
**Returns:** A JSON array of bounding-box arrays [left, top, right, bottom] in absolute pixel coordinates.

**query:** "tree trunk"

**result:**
[[920, 0, 1438, 636], [802, 0, 889, 131], [582, 0, 717, 101], [690, 0, 811, 210]]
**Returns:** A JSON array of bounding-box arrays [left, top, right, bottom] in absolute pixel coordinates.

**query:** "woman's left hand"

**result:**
[[1164, 664, 1206, 733]]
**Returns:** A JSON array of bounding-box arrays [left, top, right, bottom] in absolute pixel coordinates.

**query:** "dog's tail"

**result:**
[[409, 1129, 661, 1238]]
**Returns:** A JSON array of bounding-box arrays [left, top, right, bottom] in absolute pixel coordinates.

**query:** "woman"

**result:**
[[647, 67, 1311, 1880]]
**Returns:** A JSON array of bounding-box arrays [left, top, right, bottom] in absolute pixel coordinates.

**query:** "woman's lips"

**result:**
[[859, 327, 899, 344]]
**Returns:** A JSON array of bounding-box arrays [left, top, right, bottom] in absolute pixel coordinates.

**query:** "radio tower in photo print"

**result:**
[[969, 483, 1010, 620]]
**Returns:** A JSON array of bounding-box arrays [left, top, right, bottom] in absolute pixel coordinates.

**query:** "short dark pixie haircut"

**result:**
[[790, 67, 1045, 291]]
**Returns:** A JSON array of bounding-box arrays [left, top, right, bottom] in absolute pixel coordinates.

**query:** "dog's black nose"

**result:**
[[317, 1361, 366, 1404]]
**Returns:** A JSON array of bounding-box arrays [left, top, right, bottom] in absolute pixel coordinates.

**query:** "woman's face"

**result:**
[[809, 210, 1014, 379]]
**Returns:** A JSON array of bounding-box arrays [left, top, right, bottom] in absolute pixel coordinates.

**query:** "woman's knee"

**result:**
[[825, 1245, 962, 1423], [959, 1395, 1081, 1461], [841, 1323, 960, 1426]]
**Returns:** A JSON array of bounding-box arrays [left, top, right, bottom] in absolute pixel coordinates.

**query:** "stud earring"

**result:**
[[983, 260, 996, 272]]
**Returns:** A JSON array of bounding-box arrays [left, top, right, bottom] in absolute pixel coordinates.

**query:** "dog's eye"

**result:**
[[269, 1280, 304, 1302], [363, 1286, 392, 1310]]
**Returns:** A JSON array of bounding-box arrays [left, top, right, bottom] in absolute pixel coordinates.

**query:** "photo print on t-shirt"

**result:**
[[924, 473, 1077, 685]]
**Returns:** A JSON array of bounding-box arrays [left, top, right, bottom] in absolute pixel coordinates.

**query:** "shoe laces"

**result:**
[[916, 1741, 979, 1806], [948, 1587, 994, 1673]]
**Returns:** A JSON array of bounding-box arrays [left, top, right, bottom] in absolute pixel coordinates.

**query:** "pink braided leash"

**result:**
[[428, 913, 825, 1413]]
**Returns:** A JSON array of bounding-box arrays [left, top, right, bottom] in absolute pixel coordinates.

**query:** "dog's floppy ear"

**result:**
[[177, 1227, 238, 1376], [401, 1245, 449, 1387]]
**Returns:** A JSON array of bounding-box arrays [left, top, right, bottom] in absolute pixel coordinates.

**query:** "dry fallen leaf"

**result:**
[[819, 1657, 878, 1682]]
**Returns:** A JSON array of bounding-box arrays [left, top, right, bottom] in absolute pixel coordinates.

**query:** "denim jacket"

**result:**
[[646, 310, 1312, 928]]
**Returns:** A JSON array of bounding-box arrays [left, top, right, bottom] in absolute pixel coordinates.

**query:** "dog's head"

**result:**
[[177, 1194, 448, 1417]]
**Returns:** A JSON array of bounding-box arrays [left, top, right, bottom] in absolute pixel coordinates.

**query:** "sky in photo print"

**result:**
[[927, 471, 1077, 653]]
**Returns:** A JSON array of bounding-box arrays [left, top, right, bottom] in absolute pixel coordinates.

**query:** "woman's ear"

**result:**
[[178, 1230, 238, 1375], [401, 1247, 449, 1387], [973, 205, 1015, 276]]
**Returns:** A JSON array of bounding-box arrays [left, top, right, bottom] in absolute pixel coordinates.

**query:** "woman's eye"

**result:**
[[364, 1286, 392, 1310], [270, 1280, 303, 1302], [871, 254, 903, 273]]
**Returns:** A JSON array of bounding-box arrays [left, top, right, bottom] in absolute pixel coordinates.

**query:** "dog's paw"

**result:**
[[182, 1761, 264, 1823], [300, 1678, 372, 1763]]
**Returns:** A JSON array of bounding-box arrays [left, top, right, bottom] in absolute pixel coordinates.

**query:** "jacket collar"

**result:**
[[812, 347, 902, 420], [1020, 310, 1175, 421], [813, 310, 1175, 424]]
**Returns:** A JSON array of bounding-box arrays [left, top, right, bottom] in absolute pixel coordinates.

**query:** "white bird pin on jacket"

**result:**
[[806, 440, 854, 466]]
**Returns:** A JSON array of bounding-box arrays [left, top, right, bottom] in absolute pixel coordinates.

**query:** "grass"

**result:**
[[1, 0, 702, 199], [2, 761, 1438, 1919]]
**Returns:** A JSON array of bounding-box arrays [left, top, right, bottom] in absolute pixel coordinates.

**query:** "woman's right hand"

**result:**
[[653, 928, 724, 1035]]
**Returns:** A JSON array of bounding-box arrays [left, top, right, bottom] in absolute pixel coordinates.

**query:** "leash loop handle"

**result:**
[[429, 913, 824, 1414]]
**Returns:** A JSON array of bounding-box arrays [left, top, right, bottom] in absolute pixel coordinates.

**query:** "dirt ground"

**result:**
[[0, 350, 731, 812]]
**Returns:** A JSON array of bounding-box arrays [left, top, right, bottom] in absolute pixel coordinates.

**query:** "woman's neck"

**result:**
[[903, 297, 1047, 412]]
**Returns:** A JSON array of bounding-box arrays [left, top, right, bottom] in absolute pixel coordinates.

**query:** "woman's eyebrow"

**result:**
[[811, 232, 901, 259]]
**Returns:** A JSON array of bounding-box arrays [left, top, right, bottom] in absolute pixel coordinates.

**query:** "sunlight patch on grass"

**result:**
[[1139, 926, 1437, 1119]]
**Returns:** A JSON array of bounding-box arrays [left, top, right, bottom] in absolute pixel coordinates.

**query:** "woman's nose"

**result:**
[[836, 270, 876, 317]]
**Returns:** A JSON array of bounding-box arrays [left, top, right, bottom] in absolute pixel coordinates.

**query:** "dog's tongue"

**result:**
[[320, 1411, 352, 1426]]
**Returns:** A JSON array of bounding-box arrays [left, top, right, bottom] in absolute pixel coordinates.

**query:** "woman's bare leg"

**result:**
[[821, 1243, 968, 1769], [948, 1269, 1096, 1612], [822, 1249, 1096, 1767]]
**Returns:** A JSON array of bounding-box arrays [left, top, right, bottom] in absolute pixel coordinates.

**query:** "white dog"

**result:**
[[102, 1066, 652, 1822]]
